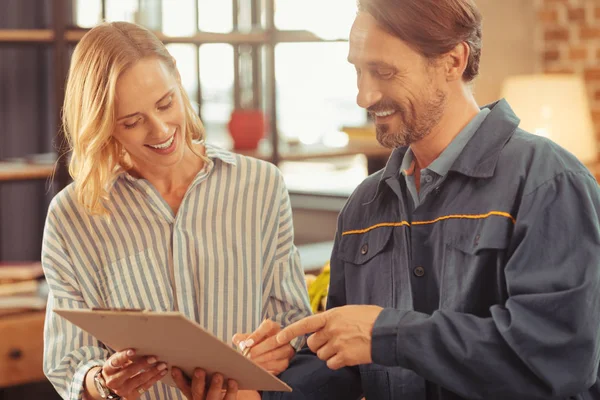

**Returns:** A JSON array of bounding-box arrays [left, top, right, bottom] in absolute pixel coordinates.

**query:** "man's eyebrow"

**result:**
[[346, 57, 396, 69]]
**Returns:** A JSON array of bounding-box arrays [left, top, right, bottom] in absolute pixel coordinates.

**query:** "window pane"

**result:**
[[200, 44, 234, 146], [275, 42, 366, 145], [275, 0, 356, 39], [166, 44, 198, 111], [105, 0, 139, 23], [73, 0, 102, 28], [198, 0, 233, 33], [162, 0, 196, 36]]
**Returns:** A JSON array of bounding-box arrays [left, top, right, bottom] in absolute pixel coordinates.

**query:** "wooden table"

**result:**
[[0, 311, 46, 388], [234, 139, 392, 175], [0, 163, 54, 182]]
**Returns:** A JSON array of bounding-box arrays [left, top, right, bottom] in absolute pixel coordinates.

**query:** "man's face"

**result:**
[[348, 12, 448, 148]]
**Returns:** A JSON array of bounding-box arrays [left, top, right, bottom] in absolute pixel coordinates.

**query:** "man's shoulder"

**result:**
[[340, 170, 385, 213], [499, 128, 594, 191]]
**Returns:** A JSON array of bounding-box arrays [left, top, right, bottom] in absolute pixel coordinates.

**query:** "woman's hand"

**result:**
[[232, 319, 296, 376], [100, 349, 168, 399], [172, 368, 240, 399]]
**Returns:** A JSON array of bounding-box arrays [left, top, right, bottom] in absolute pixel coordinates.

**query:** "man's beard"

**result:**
[[370, 89, 447, 149]]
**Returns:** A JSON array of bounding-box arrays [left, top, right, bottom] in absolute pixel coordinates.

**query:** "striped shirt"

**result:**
[[42, 143, 312, 400]]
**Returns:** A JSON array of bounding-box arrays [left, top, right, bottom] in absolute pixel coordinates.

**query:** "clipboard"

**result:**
[[54, 308, 292, 392]]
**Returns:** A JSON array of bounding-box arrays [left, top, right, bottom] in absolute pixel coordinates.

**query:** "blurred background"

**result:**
[[0, 0, 599, 398]]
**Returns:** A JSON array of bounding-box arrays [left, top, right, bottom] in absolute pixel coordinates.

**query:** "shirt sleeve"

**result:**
[[371, 171, 600, 399], [42, 203, 110, 400], [262, 172, 313, 351]]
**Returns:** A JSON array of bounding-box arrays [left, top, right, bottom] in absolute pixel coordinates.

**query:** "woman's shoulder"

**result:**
[[48, 181, 109, 222], [48, 182, 79, 215]]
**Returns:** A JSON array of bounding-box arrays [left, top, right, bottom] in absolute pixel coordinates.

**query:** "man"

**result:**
[[265, 0, 600, 399]]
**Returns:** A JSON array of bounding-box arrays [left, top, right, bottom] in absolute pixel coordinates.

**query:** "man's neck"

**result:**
[[411, 91, 480, 170]]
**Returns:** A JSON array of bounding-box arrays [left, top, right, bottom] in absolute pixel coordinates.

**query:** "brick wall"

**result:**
[[537, 0, 600, 148]]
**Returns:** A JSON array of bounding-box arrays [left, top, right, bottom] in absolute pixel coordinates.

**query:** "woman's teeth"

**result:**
[[148, 134, 174, 149]]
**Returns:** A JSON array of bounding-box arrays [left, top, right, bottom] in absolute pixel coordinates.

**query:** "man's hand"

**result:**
[[232, 319, 295, 375], [172, 368, 238, 400], [275, 305, 383, 370]]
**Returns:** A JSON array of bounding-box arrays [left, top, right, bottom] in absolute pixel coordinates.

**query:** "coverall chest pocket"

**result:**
[[440, 216, 513, 315], [338, 226, 395, 307]]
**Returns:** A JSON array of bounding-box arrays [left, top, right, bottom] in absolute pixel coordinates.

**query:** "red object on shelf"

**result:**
[[228, 109, 266, 150]]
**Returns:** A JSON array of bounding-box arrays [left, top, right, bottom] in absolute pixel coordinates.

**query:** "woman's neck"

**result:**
[[130, 143, 205, 196]]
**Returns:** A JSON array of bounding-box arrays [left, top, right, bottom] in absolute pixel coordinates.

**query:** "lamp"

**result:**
[[501, 74, 597, 164]]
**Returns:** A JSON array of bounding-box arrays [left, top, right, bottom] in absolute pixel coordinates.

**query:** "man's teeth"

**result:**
[[375, 110, 396, 117], [148, 135, 174, 149]]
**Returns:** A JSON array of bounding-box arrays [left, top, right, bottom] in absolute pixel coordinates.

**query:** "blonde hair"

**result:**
[[62, 21, 208, 216]]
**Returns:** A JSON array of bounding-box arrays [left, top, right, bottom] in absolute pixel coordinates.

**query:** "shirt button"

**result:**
[[424, 175, 433, 183], [360, 244, 369, 255], [414, 266, 425, 277]]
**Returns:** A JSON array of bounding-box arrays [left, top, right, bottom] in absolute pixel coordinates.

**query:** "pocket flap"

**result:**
[[338, 226, 393, 265], [446, 217, 513, 255]]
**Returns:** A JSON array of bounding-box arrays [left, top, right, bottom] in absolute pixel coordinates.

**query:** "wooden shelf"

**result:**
[[236, 139, 391, 163], [65, 29, 269, 44], [0, 163, 54, 182], [0, 28, 345, 45], [0, 29, 54, 43], [274, 30, 348, 43]]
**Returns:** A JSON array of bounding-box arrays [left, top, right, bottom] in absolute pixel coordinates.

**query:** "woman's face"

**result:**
[[112, 57, 187, 172]]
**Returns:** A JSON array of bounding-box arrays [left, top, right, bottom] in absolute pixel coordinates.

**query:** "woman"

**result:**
[[42, 21, 311, 400]]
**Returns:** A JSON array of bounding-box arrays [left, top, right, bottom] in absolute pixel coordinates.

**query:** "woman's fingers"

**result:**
[[103, 349, 135, 375], [119, 362, 168, 396], [232, 333, 250, 347], [238, 319, 281, 354], [106, 356, 159, 389], [251, 343, 294, 364]]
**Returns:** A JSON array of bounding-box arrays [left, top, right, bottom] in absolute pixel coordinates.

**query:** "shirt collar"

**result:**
[[427, 107, 490, 177], [204, 142, 237, 166], [118, 141, 237, 184], [372, 99, 520, 200]]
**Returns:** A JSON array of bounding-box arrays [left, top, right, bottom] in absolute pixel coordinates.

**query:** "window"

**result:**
[[275, 0, 356, 40], [200, 44, 234, 147], [197, 0, 233, 33], [276, 42, 365, 145], [74, 0, 102, 28], [162, 0, 196, 36], [165, 43, 198, 107], [105, 0, 140, 24]]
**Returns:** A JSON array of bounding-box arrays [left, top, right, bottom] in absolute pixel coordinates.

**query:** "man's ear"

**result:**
[[444, 42, 470, 82]]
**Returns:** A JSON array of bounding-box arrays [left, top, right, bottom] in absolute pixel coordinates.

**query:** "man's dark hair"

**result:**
[[357, 0, 483, 82]]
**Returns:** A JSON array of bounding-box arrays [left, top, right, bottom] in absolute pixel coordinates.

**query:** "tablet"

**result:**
[[54, 308, 292, 392]]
